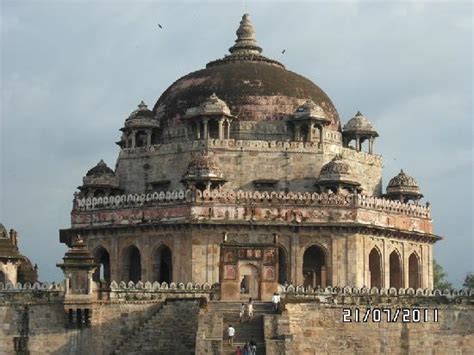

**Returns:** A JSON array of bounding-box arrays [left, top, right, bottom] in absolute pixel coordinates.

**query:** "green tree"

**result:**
[[433, 259, 452, 289], [462, 272, 474, 289]]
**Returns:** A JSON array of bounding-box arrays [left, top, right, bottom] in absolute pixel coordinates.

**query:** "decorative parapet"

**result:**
[[73, 189, 431, 219], [0, 281, 65, 291], [0, 282, 65, 304], [108, 281, 215, 301], [279, 284, 474, 305]]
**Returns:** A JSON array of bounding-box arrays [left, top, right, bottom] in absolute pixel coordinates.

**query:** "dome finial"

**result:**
[[229, 13, 262, 55]]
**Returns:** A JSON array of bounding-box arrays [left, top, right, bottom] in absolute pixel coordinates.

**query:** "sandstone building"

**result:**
[[61, 13, 439, 301], [1, 14, 472, 355]]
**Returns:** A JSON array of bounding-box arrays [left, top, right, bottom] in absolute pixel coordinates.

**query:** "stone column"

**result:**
[[294, 123, 301, 141], [368, 137, 374, 154], [131, 130, 136, 148], [356, 137, 361, 152], [307, 123, 314, 142], [226, 120, 231, 139], [403, 243, 409, 288], [203, 118, 209, 140], [196, 121, 201, 139], [88, 271, 94, 295], [218, 119, 224, 140], [319, 125, 325, 147], [147, 131, 152, 146], [321, 266, 327, 288]]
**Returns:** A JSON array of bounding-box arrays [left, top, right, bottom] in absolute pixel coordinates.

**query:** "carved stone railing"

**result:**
[[0, 281, 65, 291], [107, 281, 215, 301], [279, 284, 474, 305], [73, 189, 431, 219]]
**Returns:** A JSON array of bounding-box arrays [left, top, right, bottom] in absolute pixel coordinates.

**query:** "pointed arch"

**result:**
[[0, 270, 5, 284], [277, 245, 289, 284], [303, 244, 329, 288], [122, 245, 141, 282], [152, 244, 172, 283], [408, 252, 420, 289], [389, 249, 402, 289], [368, 247, 382, 288], [93, 246, 111, 283]]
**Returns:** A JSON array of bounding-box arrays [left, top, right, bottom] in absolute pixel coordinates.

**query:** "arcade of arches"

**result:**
[[83, 234, 430, 299]]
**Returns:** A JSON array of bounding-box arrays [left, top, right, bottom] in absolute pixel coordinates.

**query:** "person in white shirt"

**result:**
[[271, 292, 281, 312], [247, 298, 254, 320], [239, 302, 245, 323], [227, 324, 236, 346]]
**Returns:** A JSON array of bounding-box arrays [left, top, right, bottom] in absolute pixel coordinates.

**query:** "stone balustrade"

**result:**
[[73, 189, 431, 219], [0, 281, 64, 291], [279, 284, 474, 305]]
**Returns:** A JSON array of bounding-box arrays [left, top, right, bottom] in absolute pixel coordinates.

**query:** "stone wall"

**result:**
[[277, 303, 474, 354], [115, 138, 382, 196]]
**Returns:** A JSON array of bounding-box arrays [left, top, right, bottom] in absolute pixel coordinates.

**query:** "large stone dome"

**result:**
[[153, 14, 340, 131]]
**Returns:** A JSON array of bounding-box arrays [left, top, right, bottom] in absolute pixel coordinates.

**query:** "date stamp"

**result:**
[[342, 308, 439, 323]]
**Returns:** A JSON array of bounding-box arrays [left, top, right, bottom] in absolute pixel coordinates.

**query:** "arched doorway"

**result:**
[[369, 248, 382, 288], [0, 270, 5, 284], [122, 245, 141, 282], [278, 246, 288, 284], [93, 247, 111, 283], [389, 250, 402, 289], [239, 263, 259, 299], [303, 245, 328, 288], [408, 252, 420, 289], [153, 245, 172, 283]]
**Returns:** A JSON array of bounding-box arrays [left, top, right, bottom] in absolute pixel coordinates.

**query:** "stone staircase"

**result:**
[[113, 299, 200, 355], [206, 301, 273, 355]]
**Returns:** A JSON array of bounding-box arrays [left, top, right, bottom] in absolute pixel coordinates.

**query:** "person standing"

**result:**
[[249, 335, 257, 355], [235, 345, 242, 355], [247, 297, 254, 320], [227, 324, 235, 347], [271, 292, 281, 312], [239, 302, 245, 323]]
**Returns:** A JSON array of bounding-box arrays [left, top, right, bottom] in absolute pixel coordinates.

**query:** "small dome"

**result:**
[[293, 99, 330, 123], [343, 111, 378, 136], [183, 153, 225, 181], [0, 224, 7, 239], [123, 101, 159, 129], [387, 169, 422, 196], [82, 160, 120, 189], [127, 101, 154, 120], [185, 93, 231, 118], [86, 160, 115, 177], [318, 155, 359, 186]]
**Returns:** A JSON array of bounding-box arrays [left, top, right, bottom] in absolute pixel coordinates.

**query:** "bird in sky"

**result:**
[[158, 24, 163, 29], [281, 49, 286, 54]]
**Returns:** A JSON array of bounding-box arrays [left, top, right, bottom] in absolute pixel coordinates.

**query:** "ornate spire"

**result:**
[[229, 13, 262, 55], [206, 14, 284, 68]]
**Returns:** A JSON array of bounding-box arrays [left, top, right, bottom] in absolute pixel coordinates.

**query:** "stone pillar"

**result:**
[[321, 266, 327, 288], [307, 123, 314, 142], [356, 137, 361, 151], [196, 122, 201, 139], [218, 119, 224, 140], [203, 118, 209, 140], [294, 123, 301, 141], [319, 125, 325, 147], [226, 120, 231, 139], [88, 271, 94, 295], [383, 239, 389, 288], [368, 137, 374, 154], [147, 131, 152, 146], [403, 244, 409, 288], [131, 130, 136, 148]]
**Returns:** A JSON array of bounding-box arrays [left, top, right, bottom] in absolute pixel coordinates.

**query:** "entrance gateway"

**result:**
[[220, 243, 278, 300]]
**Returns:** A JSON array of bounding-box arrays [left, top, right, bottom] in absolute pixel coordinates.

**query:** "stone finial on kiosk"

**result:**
[[57, 235, 98, 298]]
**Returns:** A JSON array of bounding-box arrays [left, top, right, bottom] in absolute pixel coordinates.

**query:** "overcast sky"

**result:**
[[1, 0, 472, 287]]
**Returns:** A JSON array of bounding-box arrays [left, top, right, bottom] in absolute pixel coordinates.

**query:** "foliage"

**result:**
[[462, 272, 474, 289], [433, 259, 452, 289]]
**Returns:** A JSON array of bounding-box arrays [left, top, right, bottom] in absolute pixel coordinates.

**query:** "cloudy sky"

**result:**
[[1, 0, 472, 286]]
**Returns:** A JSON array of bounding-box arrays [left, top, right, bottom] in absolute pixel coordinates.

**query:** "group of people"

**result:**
[[234, 339, 257, 355]]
